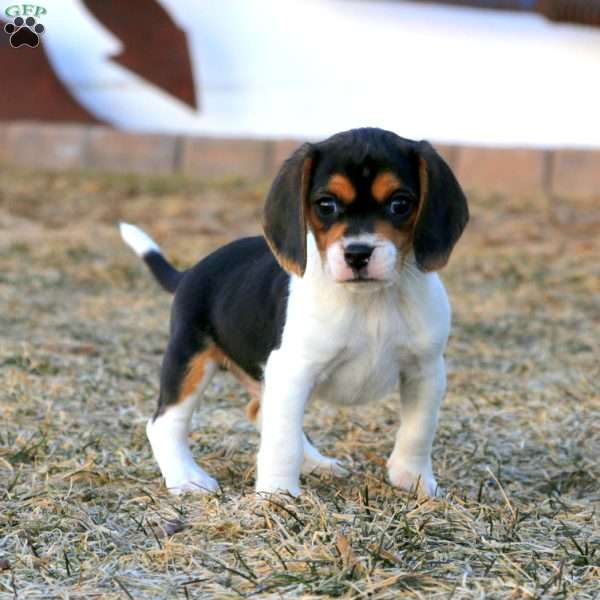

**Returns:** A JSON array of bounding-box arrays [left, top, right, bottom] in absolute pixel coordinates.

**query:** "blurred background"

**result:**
[[1, 0, 600, 145], [2, 0, 600, 195]]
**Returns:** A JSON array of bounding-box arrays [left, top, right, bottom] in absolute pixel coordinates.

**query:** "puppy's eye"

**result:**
[[315, 197, 342, 219], [388, 194, 415, 219]]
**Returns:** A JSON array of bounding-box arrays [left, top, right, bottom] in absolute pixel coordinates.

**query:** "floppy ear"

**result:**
[[413, 141, 469, 271], [263, 143, 314, 276]]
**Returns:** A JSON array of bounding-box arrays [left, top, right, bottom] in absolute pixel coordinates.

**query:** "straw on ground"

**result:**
[[0, 167, 598, 598]]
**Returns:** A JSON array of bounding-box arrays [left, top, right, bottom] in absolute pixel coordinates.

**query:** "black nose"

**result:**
[[344, 244, 373, 270]]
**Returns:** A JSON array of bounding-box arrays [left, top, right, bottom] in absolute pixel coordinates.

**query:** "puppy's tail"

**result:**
[[119, 222, 183, 293]]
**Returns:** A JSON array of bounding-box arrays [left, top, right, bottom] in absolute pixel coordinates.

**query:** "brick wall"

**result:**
[[0, 121, 598, 198]]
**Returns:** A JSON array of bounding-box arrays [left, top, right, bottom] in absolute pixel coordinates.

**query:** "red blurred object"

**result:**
[[83, 0, 197, 109], [410, 0, 600, 26], [0, 17, 101, 123], [0, 0, 198, 125], [538, 0, 600, 26]]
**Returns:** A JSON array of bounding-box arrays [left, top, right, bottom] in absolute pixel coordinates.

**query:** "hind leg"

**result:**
[[246, 398, 349, 478], [146, 333, 219, 495]]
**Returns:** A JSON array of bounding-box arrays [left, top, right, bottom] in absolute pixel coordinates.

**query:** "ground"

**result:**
[[0, 167, 598, 599]]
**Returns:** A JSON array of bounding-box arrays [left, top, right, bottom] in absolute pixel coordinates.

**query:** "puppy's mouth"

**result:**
[[340, 270, 388, 284], [337, 274, 394, 292], [342, 276, 378, 284]]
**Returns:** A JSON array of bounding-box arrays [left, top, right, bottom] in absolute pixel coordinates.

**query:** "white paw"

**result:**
[[164, 464, 220, 495], [387, 459, 439, 497], [145, 416, 219, 495], [302, 455, 350, 478], [302, 434, 350, 478], [255, 477, 301, 498]]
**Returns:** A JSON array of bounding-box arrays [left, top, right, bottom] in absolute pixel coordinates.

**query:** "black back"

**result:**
[[171, 236, 290, 381]]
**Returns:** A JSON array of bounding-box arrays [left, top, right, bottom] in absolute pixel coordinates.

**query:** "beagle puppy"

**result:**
[[120, 127, 468, 497]]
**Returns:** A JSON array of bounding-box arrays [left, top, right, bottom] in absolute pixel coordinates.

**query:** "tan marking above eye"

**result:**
[[326, 174, 356, 204], [371, 171, 402, 203]]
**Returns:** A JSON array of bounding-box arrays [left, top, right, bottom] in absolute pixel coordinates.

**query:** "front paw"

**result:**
[[302, 439, 351, 478], [164, 465, 220, 495], [302, 456, 351, 478], [255, 476, 301, 498], [387, 459, 439, 497]]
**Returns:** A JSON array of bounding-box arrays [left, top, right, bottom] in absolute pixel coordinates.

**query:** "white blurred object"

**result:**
[[35, 0, 600, 147]]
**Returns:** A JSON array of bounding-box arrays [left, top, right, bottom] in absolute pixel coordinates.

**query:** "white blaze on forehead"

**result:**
[[341, 233, 378, 248]]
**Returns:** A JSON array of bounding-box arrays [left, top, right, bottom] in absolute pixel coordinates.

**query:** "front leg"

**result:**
[[256, 349, 314, 497], [387, 355, 446, 497]]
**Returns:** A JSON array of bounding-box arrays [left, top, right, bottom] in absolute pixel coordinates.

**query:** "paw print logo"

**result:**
[[4, 16, 45, 48]]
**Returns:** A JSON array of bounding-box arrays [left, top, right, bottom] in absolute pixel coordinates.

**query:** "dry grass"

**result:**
[[0, 165, 598, 599]]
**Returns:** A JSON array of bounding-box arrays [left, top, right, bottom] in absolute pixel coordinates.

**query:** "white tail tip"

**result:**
[[119, 222, 161, 257]]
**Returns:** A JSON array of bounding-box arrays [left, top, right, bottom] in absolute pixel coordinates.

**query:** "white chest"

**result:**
[[312, 305, 408, 405], [282, 273, 451, 407]]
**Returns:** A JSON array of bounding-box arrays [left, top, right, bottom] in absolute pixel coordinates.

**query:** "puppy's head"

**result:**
[[263, 128, 468, 284]]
